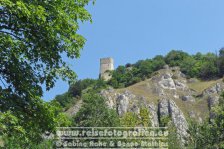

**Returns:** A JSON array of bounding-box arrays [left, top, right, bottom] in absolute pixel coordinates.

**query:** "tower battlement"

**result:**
[[100, 58, 113, 64], [100, 57, 114, 81]]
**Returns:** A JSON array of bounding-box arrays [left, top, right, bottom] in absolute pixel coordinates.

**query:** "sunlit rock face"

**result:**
[[68, 66, 224, 145]]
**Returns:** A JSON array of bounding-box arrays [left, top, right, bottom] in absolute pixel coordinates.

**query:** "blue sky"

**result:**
[[43, 0, 224, 100]]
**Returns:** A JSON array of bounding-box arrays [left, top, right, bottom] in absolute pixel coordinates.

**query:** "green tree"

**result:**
[[73, 92, 120, 127], [138, 59, 154, 79], [219, 48, 224, 76], [165, 50, 189, 66], [208, 94, 224, 148], [168, 122, 182, 149], [0, 0, 93, 146], [0, 99, 71, 148], [199, 53, 218, 79], [188, 93, 224, 148], [152, 55, 166, 70], [108, 66, 130, 88], [180, 56, 197, 78], [54, 92, 77, 110], [68, 79, 96, 97], [0, 0, 93, 95]]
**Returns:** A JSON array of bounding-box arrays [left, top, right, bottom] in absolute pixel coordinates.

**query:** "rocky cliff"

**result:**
[[66, 66, 224, 144], [98, 66, 224, 143]]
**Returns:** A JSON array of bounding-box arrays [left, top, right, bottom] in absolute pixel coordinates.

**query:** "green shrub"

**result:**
[[73, 92, 120, 127], [139, 108, 152, 127], [120, 108, 152, 127], [120, 112, 139, 127], [160, 115, 171, 127]]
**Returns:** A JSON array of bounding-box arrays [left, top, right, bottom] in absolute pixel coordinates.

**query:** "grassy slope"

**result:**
[[188, 79, 221, 93], [115, 74, 222, 120], [117, 78, 160, 104]]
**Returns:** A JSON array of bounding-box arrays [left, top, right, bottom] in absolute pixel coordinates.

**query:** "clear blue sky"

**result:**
[[43, 0, 224, 100]]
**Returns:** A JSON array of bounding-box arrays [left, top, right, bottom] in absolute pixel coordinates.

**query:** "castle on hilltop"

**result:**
[[99, 57, 114, 81]]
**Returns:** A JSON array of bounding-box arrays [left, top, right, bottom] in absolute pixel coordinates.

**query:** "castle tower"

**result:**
[[100, 57, 114, 81]]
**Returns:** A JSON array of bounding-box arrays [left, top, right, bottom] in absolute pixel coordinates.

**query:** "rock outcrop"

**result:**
[[158, 73, 176, 90], [181, 95, 195, 102], [68, 66, 224, 145], [169, 99, 189, 143], [66, 100, 83, 116], [101, 89, 147, 116], [148, 104, 159, 127], [201, 82, 224, 119], [158, 99, 188, 143], [117, 94, 130, 116], [158, 99, 169, 117], [203, 82, 224, 96]]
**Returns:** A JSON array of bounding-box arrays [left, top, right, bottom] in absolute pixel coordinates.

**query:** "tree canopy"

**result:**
[[0, 0, 93, 147], [73, 92, 120, 127], [0, 0, 92, 97], [108, 50, 223, 89]]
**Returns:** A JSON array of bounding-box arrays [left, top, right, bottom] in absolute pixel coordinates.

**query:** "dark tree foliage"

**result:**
[[54, 92, 76, 110], [55, 78, 107, 110], [165, 50, 190, 66], [0, 0, 92, 97], [188, 93, 224, 148], [0, 0, 93, 147], [73, 92, 120, 127], [0, 0, 93, 110], [108, 50, 223, 88], [125, 63, 132, 68], [152, 55, 166, 70], [68, 79, 97, 97], [218, 48, 224, 76], [57, 50, 223, 94]]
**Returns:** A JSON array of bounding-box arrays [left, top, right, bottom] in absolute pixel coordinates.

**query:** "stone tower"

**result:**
[[100, 57, 114, 81]]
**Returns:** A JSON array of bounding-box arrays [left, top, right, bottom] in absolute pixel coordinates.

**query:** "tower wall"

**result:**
[[100, 58, 114, 81]]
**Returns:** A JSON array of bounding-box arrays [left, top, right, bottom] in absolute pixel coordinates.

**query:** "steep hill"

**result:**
[[66, 65, 224, 144], [100, 65, 223, 118]]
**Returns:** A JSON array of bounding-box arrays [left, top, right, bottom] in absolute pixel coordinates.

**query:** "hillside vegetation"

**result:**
[[108, 50, 224, 89], [52, 50, 224, 148], [56, 50, 224, 110]]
